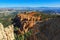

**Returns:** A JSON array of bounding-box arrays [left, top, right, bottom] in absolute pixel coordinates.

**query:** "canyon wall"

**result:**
[[0, 23, 15, 40]]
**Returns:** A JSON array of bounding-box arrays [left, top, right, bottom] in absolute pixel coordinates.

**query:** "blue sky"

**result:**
[[0, 0, 60, 7]]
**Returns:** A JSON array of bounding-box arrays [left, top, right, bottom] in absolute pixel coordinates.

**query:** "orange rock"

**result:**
[[13, 12, 42, 34]]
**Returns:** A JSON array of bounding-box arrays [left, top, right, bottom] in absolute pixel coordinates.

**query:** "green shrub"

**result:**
[[14, 29, 32, 40]]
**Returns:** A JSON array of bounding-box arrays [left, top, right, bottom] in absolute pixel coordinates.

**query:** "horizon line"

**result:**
[[0, 6, 60, 8]]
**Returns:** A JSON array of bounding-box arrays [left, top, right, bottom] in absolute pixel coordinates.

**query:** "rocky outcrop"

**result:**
[[0, 23, 14, 40], [12, 11, 60, 40], [12, 12, 42, 34]]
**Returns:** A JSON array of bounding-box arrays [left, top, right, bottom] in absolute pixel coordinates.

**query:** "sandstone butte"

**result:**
[[13, 12, 42, 34]]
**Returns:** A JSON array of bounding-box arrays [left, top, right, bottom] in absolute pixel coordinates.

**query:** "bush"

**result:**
[[14, 29, 32, 40]]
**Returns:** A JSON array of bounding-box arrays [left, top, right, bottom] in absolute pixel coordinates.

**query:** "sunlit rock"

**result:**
[[0, 23, 14, 40]]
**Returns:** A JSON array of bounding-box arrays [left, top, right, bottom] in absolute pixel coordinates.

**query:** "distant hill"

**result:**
[[0, 7, 60, 15]]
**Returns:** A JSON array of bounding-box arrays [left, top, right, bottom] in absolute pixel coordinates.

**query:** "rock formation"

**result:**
[[12, 12, 42, 34], [12, 11, 60, 40], [0, 23, 15, 40]]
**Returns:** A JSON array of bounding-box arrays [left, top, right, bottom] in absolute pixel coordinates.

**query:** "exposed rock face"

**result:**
[[0, 23, 14, 40], [12, 11, 60, 40], [12, 12, 42, 34]]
